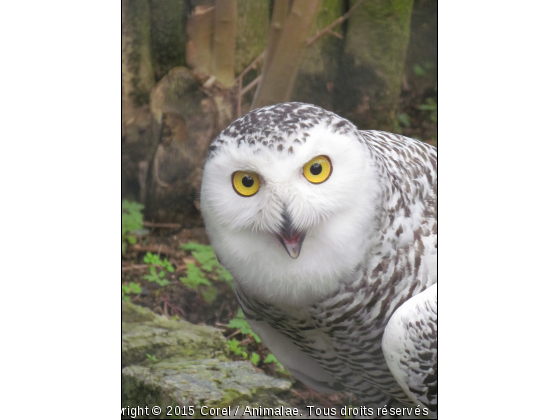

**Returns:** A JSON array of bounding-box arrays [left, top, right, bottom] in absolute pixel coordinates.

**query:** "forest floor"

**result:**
[[121, 225, 358, 412]]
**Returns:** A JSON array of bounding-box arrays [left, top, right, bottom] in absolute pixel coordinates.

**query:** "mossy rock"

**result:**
[[122, 301, 228, 367], [122, 303, 295, 419]]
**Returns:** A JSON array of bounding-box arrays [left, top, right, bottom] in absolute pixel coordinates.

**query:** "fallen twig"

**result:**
[[121, 264, 149, 272], [131, 244, 184, 259], [226, 329, 242, 340]]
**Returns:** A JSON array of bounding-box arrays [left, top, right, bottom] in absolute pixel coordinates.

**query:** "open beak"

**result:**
[[277, 231, 306, 259], [276, 207, 306, 259]]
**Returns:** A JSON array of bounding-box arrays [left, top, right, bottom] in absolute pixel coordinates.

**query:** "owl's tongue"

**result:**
[[278, 232, 306, 259]]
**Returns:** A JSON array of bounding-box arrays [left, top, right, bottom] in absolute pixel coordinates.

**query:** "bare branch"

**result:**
[[306, 0, 367, 46], [241, 75, 261, 96]]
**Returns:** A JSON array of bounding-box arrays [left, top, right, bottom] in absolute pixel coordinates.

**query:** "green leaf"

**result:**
[[217, 266, 233, 282], [228, 339, 246, 356], [227, 312, 261, 343], [413, 64, 426, 76], [129, 282, 142, 294], [397, 113, 410, 127], [250, 353, 260, 365], [180, 263, 211, 290], [263, 354, 278, 364], [156, 278, 170, 287], [192, 250, 220, 272], [201, 286, 218, 303], [227, 318, 252, 333]]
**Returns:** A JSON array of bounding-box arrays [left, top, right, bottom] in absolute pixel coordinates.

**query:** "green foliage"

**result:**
[[250, 352, 260, 365], [227, 339, 261, 366], [413, 61, 434, 77], [179, 242, 234, 303], [122, 282, 142, 301], [263, 353, 288, 373], [419, 97, 437, 123], [201, 286, 218, 304], [227, 309, 261, 343], [122, 200, 144, 255], [146, 354, 157, 362], [419, 95, 437, 145], [394, 112, 410, 134], [227, 339, 248, 359], [142, 252, 174, 286], [180, 263, 211, 289]]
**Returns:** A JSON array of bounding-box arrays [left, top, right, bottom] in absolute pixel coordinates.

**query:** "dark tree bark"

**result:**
[[148, 0, 187, 82], [291, 0, 345, 111], [122, 0, 156, 200], [334, 0, 414, 131], [146, 68, 216, 224]]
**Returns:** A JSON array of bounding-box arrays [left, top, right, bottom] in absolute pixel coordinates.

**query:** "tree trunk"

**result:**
[[234, 0, 269, 76], [251, 0, 323, 109], [146, 68, 217, 224], [122, 0, 156, 201], [334, 0, 413, 131], [291, 0, 344, 111], [212, 0, 237, 87], [148, 0, 187, 82], [186, 5, 215, 77]]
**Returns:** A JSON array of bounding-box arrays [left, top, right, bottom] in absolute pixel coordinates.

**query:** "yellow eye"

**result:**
[[303, 155, 332, 184], [232, 171, 261, 197]]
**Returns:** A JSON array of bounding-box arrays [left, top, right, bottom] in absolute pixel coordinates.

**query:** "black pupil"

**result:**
[[310, 163, 322, 176], [242, 176, 254, 188]]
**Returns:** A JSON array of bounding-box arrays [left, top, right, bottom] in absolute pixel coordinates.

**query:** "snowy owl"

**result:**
[[200, 103, 437, 417]]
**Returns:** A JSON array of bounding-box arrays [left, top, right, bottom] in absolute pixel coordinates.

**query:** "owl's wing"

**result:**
[[234, 286, 347, 394], [382, 283, 437, 415]]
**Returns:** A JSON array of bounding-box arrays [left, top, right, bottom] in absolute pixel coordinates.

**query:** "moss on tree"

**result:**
[[148, 0, 187, 82], [291, 0, 345, 110], [334, 0, 414, 131]]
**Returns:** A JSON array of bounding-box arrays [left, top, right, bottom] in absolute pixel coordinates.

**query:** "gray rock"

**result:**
[[122, 302, 295, 419]]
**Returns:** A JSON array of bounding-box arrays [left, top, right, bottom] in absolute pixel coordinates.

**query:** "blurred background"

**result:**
[[122, 0, 436, 410]]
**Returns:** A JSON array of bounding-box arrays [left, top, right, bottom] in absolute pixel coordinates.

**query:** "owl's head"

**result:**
[[201, 103, 382, 306]]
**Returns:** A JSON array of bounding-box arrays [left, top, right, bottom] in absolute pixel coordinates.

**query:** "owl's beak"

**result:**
[[277, 231, 306, 259], [276, 207, 306, 259]]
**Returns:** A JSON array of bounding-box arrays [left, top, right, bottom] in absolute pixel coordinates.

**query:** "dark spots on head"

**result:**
[[288, 146, 293, 154], [206, 103, 359, 157], [277, 144, 283, 152]]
